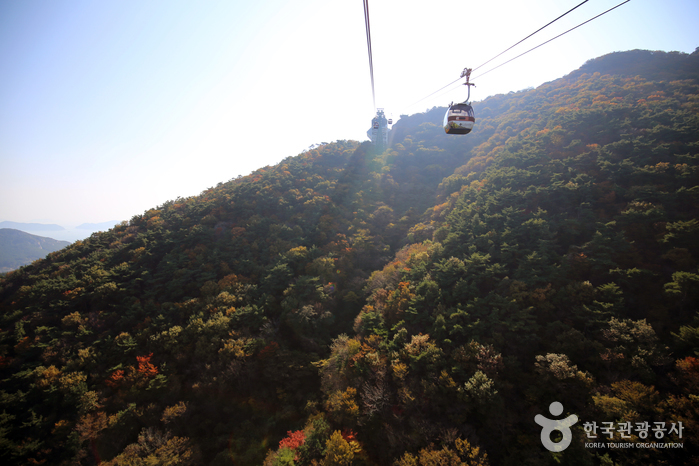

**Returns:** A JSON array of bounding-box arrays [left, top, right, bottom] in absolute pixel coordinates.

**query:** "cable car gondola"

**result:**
[[444, 102, 475, 134], [444, 68, 476, 135]]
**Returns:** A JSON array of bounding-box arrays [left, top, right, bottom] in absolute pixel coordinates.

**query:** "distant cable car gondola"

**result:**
[[444, 68, 476, 135]]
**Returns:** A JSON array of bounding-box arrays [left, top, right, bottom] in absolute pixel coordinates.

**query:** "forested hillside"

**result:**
[[1, 49, 698, 465]]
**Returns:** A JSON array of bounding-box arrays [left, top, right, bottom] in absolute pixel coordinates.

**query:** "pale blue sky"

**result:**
[[1, 0, 697, 227]]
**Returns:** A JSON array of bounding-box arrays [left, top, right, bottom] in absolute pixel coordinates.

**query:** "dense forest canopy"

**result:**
[[1, 49, 698, 465]]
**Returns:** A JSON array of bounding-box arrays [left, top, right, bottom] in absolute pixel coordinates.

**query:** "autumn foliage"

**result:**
[[279, 429, 305, 450], [136, 353, 158, 378]]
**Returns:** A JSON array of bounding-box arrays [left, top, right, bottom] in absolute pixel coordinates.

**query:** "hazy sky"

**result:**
[[1, 0, 697, 226]]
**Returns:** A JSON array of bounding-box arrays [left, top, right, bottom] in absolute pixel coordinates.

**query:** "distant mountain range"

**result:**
[[0, 228, 71, 272], [0, 220, 121, 232], [0, 221, 65, 231]]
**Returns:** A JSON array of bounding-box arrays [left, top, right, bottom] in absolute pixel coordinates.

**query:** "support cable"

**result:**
[[402, 0, 631, 112], [363, 0, 376, 111], [472, 0, 631, 81], [472, 0, 589, 72]]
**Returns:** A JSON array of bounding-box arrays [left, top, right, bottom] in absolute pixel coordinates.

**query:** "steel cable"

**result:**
[[363, 0, 376, 111], [473, 0, 632, 81], [402, 0, 631, 112], [472, 0, 590, 73]]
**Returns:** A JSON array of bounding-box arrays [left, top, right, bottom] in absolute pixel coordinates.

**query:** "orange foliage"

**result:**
[[279, 429, 305, 450], [218, 273, 241, 290], [675, 356, 699, 394], [62, 287, 84, 300], [136, 353, 158, 378], [147, 216, 164, 229], [106, 369, 125, 389]]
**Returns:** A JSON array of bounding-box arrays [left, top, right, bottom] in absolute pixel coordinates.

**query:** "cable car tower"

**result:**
[[362, 0, 392, 153], [368, 108, 391, 153]]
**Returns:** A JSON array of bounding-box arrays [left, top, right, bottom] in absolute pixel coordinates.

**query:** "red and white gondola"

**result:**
[[443, 103, 475, 134], [444, 67, 476, 135]]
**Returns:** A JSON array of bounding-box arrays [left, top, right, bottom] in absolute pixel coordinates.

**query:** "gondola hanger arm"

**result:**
[[460, 68, 475, 102], [460, 68, 475, 87]]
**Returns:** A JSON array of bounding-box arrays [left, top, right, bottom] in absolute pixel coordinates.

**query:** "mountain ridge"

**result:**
[[0, 228, 71, 273], [0, 220, 65, 231], [570, 47, 699, 83]]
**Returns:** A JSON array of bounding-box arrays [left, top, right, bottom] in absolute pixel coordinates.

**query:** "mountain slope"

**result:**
[[0, 49, 698, 465], [0, 229, 71, 272], [331, 65, 699, 464]]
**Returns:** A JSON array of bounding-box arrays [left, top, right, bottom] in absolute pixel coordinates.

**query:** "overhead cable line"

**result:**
[[472, 0, 631, 81], [400, 77, 463, 114], [472, 0, 589, 73], [402, 0, 630, 113], [363, 0, 376, 111], [401, 1, 586, 112]]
